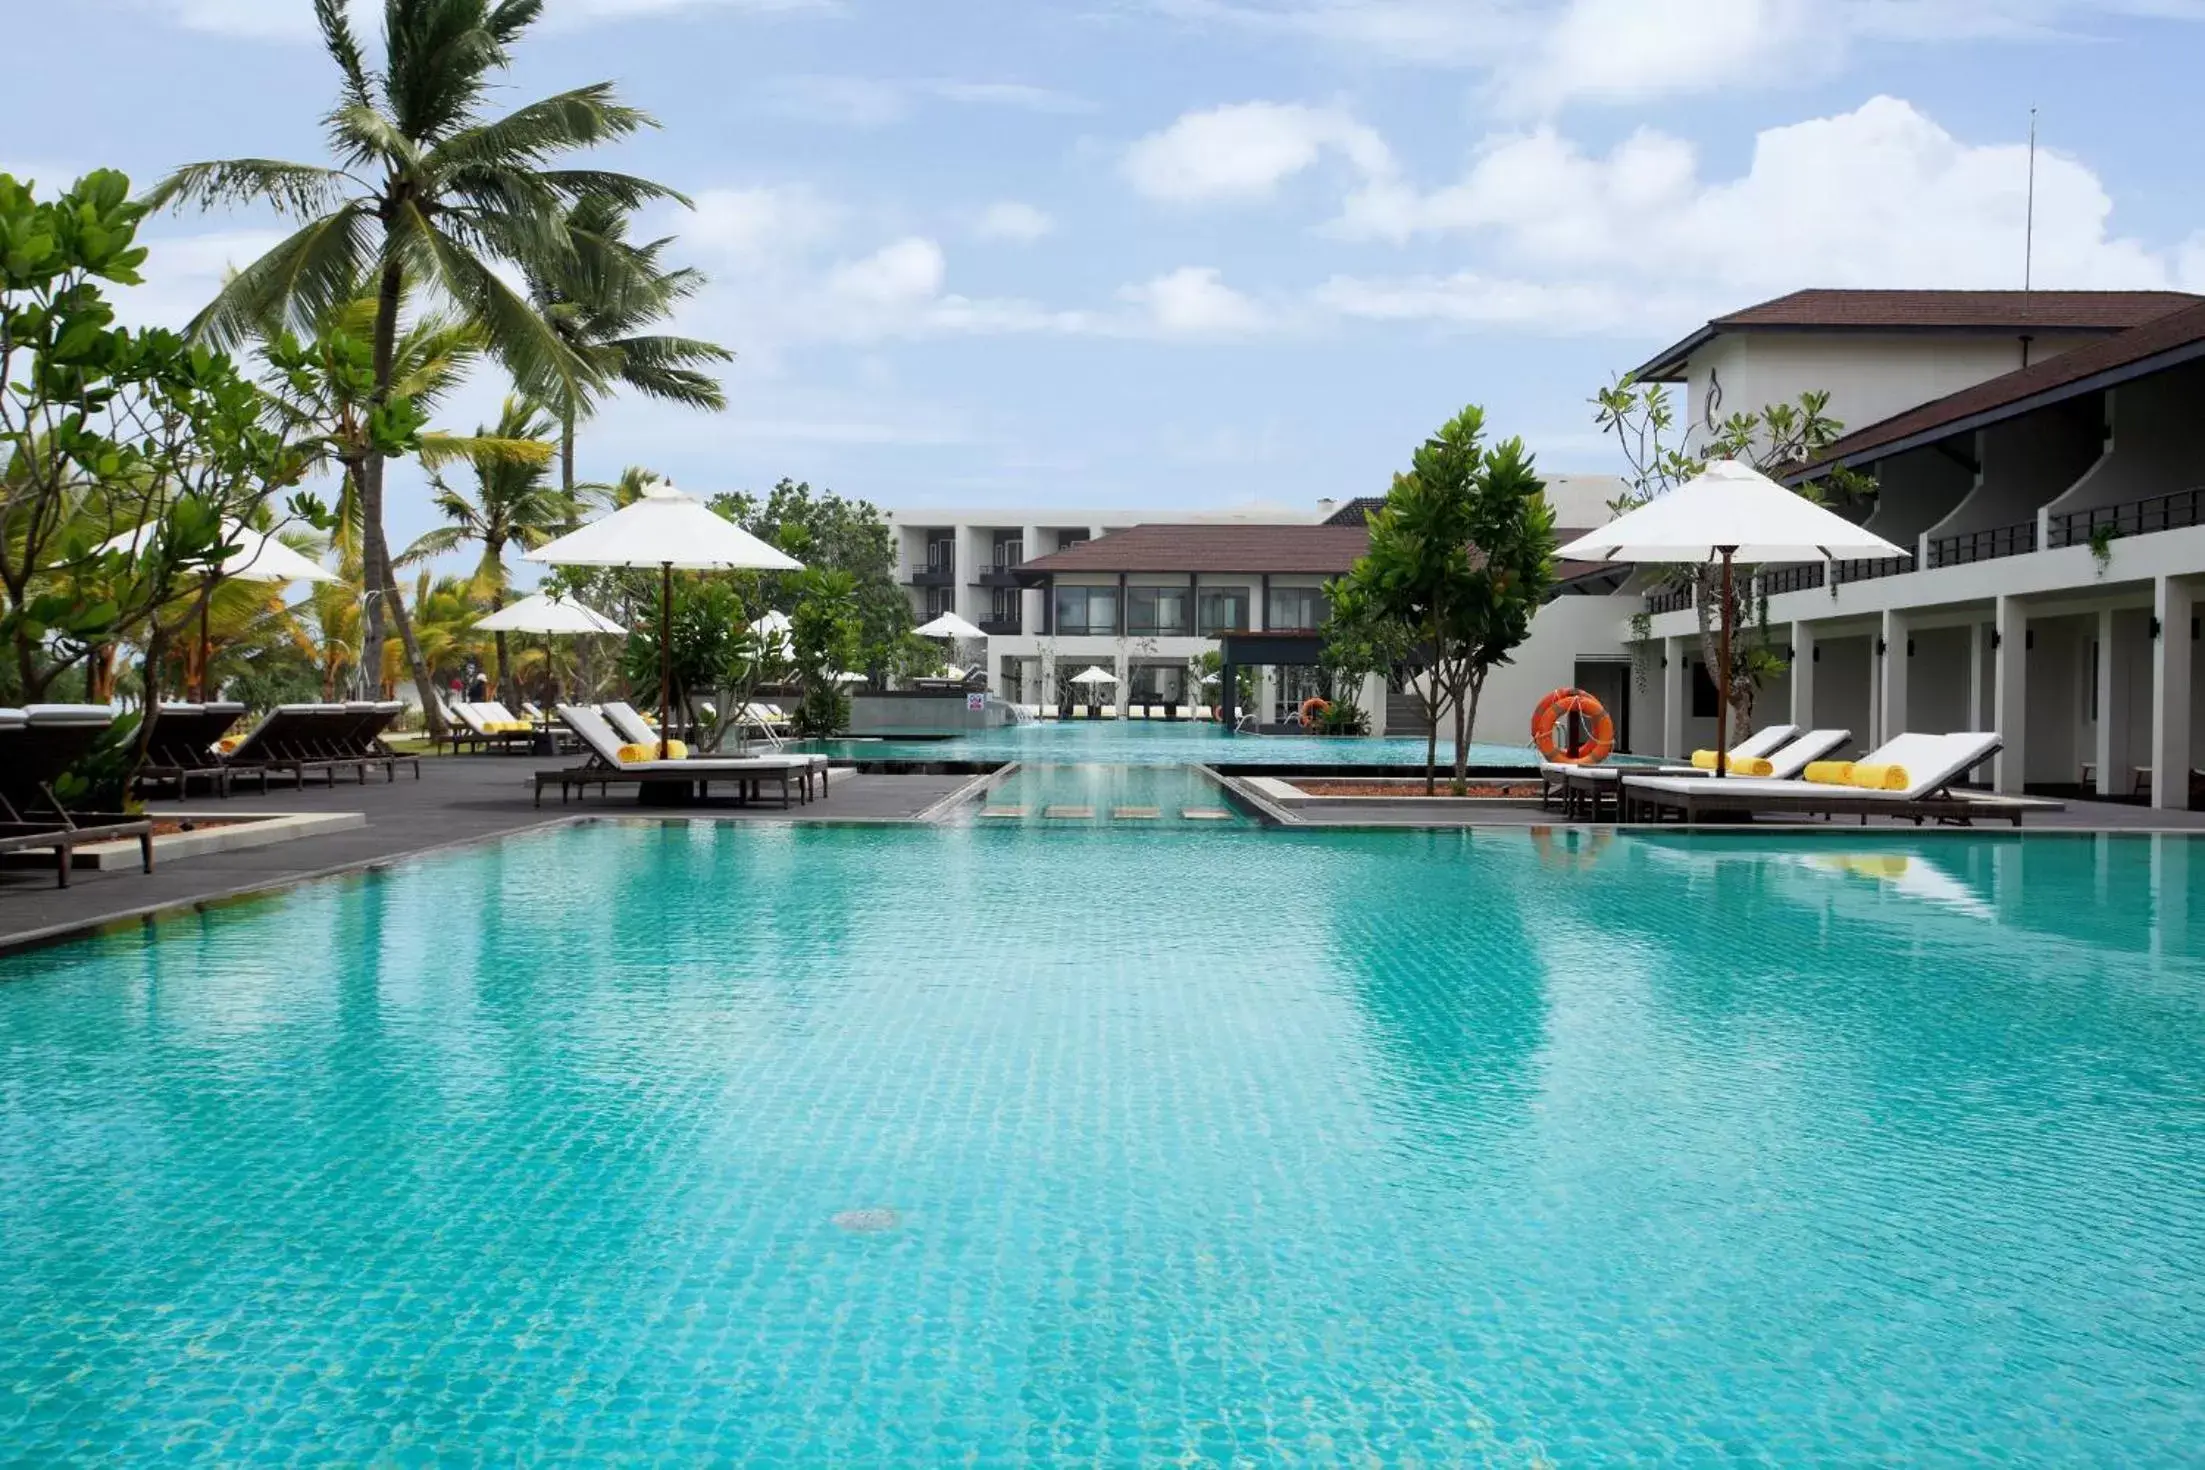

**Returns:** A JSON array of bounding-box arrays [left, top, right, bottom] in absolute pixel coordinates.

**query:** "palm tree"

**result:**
[[400, 397, 569, 699], [528, 196, 731, 503], [146, 0, 682, 734]]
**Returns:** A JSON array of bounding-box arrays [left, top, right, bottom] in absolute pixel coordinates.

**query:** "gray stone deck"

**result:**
[[0, 756, 977, 955]]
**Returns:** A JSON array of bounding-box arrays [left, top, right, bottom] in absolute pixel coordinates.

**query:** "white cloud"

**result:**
[[687, 185, 844, 263], [1123, 101, 1392, 203], [973, 202, 1056, 243], [763, 75, 1092, 127], [1118, 267, 1275, 337], [127, 228, 292, 331], [1320, 96, 2203, 333], [826, 237, 949, 307]]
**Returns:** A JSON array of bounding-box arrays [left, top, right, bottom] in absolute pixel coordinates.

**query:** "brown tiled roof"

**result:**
[[1793, 298, 2205, 476], [1632, 288, 2201, 380], [1018, 523, 1369, 575], [1323, 496, 1385, 526]]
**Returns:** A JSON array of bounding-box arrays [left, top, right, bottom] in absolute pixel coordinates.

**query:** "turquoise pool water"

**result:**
[[968, 763, 1253, 827], [4, 825, 2203, 1462], [796, 719, 1542, 766]]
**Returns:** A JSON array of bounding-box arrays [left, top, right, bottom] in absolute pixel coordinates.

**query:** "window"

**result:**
[[1126, 587, 1190, 635], [991, 536, 1023, 570], [1056, 530, 1088, 553], [990, 587, 1019, 626], [926, 586, 954, 619], [1054, 586, 1117, 635], [1197, 589, 1248, 635], [926, 536, 954, 572], [1267, 586, 1327, 630]]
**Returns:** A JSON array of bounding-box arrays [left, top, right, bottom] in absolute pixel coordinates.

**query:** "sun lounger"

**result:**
[[537, 705, 829, 808], [0, 707, 154, 886], [1542, 723, 1798, 811], [134, 702, 250, 799], [446, 701, 538, 755], [1553, 728, 1846, 820], [1620, 732, 2049, 826], [222, 704, 376, 787], [341, 701, 420, 780]]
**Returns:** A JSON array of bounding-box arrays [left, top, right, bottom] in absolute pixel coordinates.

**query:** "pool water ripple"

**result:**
[[1, 825, 2201, 1462]]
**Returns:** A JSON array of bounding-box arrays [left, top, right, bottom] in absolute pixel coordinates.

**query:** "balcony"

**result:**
[[2048, 486, 2205, 548], [979, 616, 1021, 636], [977, 561, 1024, 588], [1646, 584, 1693, 615], [1929, 521, 2035, 568], [1832, 553, 1915, 585], [908, 561, 955, 587], [1760, 564, 1826, 595]]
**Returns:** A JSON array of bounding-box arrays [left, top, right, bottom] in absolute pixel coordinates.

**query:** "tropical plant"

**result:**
[[1594, 374, 1871, 736], [399, 397, 570, 697], [148, 0, 685, 732], [527, 195, 729, 502], [787, 567, 861, 735], [1330, 405, 1557, 793], [710, 479, 927, 683]]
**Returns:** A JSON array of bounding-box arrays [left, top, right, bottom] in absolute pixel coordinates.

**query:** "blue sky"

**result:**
[[10, 0, 2205, 566]]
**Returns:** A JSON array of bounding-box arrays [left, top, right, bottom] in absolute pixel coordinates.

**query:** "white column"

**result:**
[[1994, 595, 2028, 795], [2152, 576, 2194, 810], [1038, 651, 1055, 716], [1967, 620, 1992, 731], [1363, 672, 1389, 736], [1115, 650, 1131, 718], [1880, 609, 1909, 744], [1789, 622, 1817, 732], [2096, 607, 2132, 797], [1661, 636, 1688, 759], [1258, 667, 1279, 729]]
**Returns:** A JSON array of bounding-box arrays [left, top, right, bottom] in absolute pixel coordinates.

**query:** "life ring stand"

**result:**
[[1298, 696, 1330, 729], [1531, 688, 1615, 765]]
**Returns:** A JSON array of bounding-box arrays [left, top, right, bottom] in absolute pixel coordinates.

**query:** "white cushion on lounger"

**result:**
[[602, 702, 658, 745], [24, 704, 119, 726], [0, 708, 28, 729], [1625, 732, 2002, 803]]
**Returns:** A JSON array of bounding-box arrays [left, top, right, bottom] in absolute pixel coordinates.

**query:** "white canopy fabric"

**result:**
[[1556, 459, 1905, 565], [914, 611, 987, 640], [472, 593, 625, 636], [832, 670, 869, 684], [96, 519, 340, 585], [524, 484, 803, 571], [1069, 665, 1120, 686], [753, 610, 793, 636]]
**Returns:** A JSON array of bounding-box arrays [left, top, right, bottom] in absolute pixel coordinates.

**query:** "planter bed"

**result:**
[[1, 810, 367, 872]]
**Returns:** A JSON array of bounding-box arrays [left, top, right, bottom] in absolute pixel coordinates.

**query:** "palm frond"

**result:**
[[427, 86, 659, 177], [396, 199, 598, 409], [314, 0, 376, 114], [188, 202, 376, 347], [141, 159, 351, 217], [326, 102, 426, 172], [397, 525, 472, 566], [535, 169, 690, 210], [417, 431, 555, 470]]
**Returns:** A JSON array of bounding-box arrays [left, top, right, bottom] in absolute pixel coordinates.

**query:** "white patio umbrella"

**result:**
[[1070, 665, 1119, 687], [527, 483, 802, 757], [473, 593, 626, 709], [96, 518, 340, 700], [913, 611, 986, 640], [1558, 458, 1905, 776]]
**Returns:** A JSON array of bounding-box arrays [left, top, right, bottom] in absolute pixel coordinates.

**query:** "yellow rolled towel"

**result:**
[[1803, 761, 1855, 786], [1850, 763, 1910, 791], [615, 739, 687, 763], [1691, 750, 1773, 776]]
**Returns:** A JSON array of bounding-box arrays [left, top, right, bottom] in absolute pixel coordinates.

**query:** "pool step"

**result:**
[[1042, 805, 1095, 820], [978, 805, 1027, 820], [1181, 807, 1232, 821], [1111, 806, 1161, 820]]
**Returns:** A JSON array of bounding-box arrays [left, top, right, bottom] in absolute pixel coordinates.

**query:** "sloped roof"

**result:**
[[1017, 523, 1372, 576], [1632, 288, 2201, 381], [1791, 298, 2205, 477]]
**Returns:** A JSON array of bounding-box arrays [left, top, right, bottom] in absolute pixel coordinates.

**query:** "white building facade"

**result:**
[[1626, 289, 2205, 809]]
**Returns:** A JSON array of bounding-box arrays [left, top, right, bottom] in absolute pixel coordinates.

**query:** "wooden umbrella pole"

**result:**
[[659, 561, 673, 761], [1715, 547, 1735, 780]]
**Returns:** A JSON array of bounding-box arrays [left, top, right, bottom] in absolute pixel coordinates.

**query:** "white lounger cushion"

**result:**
[[602, 702, 658, 745], [1542, 723, 1804, 781], [1624, 732, 2002, 803]]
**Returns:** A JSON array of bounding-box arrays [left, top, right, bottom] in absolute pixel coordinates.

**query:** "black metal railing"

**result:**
[[1759, 564, 1826, 596], [1645, 585, 1693, 615], [978, 617, 1021, 635], [1833, 554, 1916, 585], [2047, 486, 2205, 548], [1929, 520, 2035, 568]]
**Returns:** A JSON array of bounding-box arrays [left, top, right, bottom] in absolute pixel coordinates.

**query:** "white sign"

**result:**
[[966, 693, 987, 711]]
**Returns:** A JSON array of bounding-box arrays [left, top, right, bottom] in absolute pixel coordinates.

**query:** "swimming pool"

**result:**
[[795, 718, 1543, 766], [3, 825, 2201, 1461]]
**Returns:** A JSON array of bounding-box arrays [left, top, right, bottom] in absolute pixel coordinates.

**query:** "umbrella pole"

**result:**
[[659, 561, 673, 761], [1715, 546, 1736, 780]]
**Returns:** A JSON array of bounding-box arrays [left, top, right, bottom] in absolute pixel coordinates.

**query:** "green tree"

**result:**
[[1329, 406, 1557, 793], [399, 397, 570, 698], [711, 479, 927, 682], [148, 0, 683, 733], [1594, 375, 1874, 735], [787, 568, 861, 736], [527, 196, 730, 504]]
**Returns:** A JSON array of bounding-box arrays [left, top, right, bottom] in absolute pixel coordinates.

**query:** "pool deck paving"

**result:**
[[0, 755, 977, 955]]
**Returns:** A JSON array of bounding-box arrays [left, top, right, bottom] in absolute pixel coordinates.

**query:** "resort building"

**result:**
[[1628, 289, 2205, 808], [888, 480, 1631, 729]]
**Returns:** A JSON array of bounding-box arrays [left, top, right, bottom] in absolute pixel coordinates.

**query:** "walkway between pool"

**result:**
[[0, 759, 975, 955]]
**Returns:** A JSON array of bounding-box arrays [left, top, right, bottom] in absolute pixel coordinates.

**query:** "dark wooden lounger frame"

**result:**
[[0, 788, 152, 888], [535, 754, 828, 809]]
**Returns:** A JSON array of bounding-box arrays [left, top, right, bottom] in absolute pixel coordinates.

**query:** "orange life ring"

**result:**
[[1298, 696, 1330, 729], [1531, 688, 1615, 765]]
